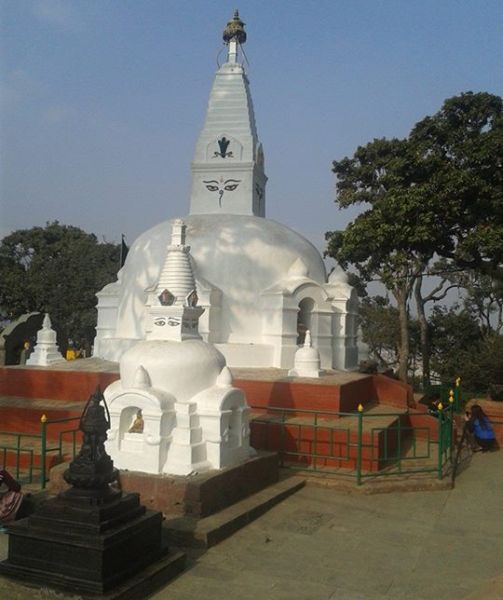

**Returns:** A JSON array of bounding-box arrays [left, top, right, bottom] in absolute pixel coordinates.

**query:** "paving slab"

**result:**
[[0, 451, 502, 599]]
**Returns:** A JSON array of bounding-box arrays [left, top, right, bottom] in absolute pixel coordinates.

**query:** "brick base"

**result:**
[[48, 451, 279, 518]]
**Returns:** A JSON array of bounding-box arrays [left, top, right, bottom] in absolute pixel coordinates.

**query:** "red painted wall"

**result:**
[[0, 367, 119, 401]]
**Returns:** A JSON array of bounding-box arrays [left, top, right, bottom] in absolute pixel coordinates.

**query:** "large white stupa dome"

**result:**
[[94, 11, 358, 371], [115, 214, 327, 341]]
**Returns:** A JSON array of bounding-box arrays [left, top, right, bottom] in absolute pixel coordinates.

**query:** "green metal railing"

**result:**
[[250, 403, 455, 486], [426, 377, 463, 412], [39, 414, 81, 489], [0, 415, 81, 489]]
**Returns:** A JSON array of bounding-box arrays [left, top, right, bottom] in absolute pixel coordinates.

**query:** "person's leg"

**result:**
[[475, 437, 494, 452]]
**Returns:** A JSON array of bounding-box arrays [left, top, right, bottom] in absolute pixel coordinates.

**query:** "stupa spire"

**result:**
[[189, 10, 267, 217], [146, 220, 204, 342]]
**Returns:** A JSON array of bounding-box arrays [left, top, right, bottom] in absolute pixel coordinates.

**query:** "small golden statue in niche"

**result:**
[[128, 409, 144, 434]]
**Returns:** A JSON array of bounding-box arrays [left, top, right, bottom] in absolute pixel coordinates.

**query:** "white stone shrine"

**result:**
[[288, 331, 324, 379], [94, 11, 358, 372], [104, 220, 253, 475], [26, 314, 64, 367]]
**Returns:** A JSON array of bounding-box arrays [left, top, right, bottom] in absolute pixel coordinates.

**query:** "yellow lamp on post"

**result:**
[[455, 377, 461, 410], [40, 414, 48, 488], [356, 404, 364, 485]]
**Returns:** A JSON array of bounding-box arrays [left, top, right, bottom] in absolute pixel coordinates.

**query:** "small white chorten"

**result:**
[[288, 330, 324, 378], [104, 220, 253, 476], [26, 314, 64, 366]]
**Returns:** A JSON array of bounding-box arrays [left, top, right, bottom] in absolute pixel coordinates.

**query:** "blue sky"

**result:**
[[2, 0, 502, 266]]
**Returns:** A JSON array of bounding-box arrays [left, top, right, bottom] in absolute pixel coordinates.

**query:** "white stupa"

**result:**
[[104, 220, 253, 476], [26, 314, 64, 366], [94, 11, 358, 371], [288, 331, 324, 378]]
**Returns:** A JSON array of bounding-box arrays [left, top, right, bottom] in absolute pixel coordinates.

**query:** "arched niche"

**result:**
[[297, 297, 315, 345]]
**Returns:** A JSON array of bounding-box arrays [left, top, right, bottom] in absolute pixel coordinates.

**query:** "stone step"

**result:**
[[164, 475, 305, 549]]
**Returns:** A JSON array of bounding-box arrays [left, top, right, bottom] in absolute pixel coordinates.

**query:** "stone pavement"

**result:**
[[1, 450, 503, 599]]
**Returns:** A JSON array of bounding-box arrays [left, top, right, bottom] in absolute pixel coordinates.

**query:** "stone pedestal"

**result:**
[[0, 387, 186, 595], [0, 491, 168, 594]]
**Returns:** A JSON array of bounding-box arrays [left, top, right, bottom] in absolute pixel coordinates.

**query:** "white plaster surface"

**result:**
[[104, 220, 254, 476], [94, 36, 358, 372], [26, 314, 65, 366]]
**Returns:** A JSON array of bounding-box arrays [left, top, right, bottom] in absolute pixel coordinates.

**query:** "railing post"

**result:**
[[397, 416, 402, 473], [15, 434, 21, 480], [280, 410, 286, 468], [40, 414, 47, 489], [356, 404, 364, 486], [454, 377, 461, 412], [437, 403, 444, 480], [448, 392, 455, 463]]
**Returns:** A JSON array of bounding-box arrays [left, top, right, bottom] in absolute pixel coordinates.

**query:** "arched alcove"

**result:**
[[297, 297, 315, 345]]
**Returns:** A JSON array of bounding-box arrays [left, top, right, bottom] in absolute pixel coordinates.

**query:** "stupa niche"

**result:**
[[93, 11, 358, 372]]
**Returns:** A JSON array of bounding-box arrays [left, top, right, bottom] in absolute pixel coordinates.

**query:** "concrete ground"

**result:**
[[1, 450, 503, 599]]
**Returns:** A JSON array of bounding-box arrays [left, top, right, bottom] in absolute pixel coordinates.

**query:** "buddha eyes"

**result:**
[[203, 179, 241, 193]]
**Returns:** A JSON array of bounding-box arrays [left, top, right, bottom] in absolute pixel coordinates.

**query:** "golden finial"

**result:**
[[357, 404, 364, 412], [437, 402, 443, 411], [223, 9, 247, 45], [40, 414, 47, 423], [455, 377, 461, 387]]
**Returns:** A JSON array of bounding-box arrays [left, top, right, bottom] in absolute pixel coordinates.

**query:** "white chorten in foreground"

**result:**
[[27, 314, 64, 367], [94, 11, 358, 371], [104, 220, 253, 476]]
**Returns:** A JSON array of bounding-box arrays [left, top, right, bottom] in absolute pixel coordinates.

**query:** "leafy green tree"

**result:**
[[326, 137, 434, 381], [326, 92, 502, 383], [410, 92, 503, 280], [359, 295, 420, 375], [0, 222, 120, 348], [429, 306, 503, 391]]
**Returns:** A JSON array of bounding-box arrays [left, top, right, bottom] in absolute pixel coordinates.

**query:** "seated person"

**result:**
[[0, 469, 23, 524], [465, 404, 497, 452]]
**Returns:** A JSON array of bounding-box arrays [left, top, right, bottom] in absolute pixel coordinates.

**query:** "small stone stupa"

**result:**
[[104, 220, 253, 476], [26, 313, 64, 366]]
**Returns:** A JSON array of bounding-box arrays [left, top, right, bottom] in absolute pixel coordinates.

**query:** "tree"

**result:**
[[429, 306, 503, 391], [0, 222, 120, 347], [326, 137, 436, 382], [359, 295, 420, 375], [410, 92, 503, 280], [326, 92, 502, 384]]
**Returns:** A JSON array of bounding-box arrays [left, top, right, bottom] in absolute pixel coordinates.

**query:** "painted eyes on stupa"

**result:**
[[203, 179, 241, 193]]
